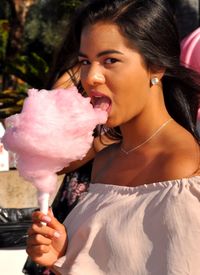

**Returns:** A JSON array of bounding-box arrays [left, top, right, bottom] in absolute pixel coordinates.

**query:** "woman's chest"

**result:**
[[91, 153, 162, 187]]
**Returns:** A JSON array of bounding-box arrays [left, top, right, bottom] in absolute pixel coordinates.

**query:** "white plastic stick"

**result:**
[[37, 191, 50, 215]]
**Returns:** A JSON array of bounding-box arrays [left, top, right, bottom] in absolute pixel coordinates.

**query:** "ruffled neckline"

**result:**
[[90, 175, 200, 194]]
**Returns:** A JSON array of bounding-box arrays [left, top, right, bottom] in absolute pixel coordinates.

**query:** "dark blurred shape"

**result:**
[[168, 0, 200, 39], [0, 207, 36, 248]]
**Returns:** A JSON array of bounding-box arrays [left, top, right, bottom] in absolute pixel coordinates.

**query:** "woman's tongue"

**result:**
[[93, 96, 110, 112]]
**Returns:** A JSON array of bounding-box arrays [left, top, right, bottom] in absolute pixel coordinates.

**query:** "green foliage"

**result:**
[[0, 20, 9, 60], [24, 0, 83, 57], [0, 0, 10, 19], [0, 0, 83, 119], [7, 52, 49, 88], [0, 78, 29, 118]]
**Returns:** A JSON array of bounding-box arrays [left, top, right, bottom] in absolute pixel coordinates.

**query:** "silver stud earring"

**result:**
[[151, 77, 159, 86]]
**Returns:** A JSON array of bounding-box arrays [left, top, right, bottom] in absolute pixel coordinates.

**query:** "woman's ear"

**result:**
[[151, 67, 165, 80], [150, 68, 165, 86]]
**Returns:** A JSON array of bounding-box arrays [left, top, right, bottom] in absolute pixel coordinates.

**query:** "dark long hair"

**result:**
[[47, 0, 200, 142]]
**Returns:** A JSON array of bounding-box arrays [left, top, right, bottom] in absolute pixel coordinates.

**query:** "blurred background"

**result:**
[[0, 0, 83, 120], [0, 2, 84, 274]]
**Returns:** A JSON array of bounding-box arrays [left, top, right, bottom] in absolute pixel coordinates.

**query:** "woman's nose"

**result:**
[[85, 64, 105, 86]]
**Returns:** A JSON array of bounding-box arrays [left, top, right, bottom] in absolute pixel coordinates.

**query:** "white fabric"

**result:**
[[54, 176, 200, 275]]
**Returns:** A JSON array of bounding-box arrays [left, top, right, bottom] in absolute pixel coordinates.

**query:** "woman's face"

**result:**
[[79, 22, 153, 127]]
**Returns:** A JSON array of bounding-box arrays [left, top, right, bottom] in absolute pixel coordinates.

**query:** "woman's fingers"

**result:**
[[27, 242, 51, 255], [26, 230, 52, 259], [26, 209, 68, 267], [27, 232, 52, 246], [28, 222, 61, 239], [30, 210, 65, 238], [26, 245, 50, 257], [32, 210, 64, 231], [32, 210, 51, 224]]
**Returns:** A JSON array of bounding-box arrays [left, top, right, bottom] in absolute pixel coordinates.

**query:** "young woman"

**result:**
[[26, 1, 200, 274]]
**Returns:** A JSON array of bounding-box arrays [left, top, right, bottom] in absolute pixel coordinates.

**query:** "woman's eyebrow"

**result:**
[[78, 49, 124, 58]]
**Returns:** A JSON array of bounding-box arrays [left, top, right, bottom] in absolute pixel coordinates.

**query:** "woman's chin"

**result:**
[[104, 117, 119, 128]]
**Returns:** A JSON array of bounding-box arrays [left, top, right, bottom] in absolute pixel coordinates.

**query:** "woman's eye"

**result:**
[[104, 58, 119, 64], [79, 60, 90, 65]]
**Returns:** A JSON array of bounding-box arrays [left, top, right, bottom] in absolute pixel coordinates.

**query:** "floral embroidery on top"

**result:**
[[61, 172, 90, 206]]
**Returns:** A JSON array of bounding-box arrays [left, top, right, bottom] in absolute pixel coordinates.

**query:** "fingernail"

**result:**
[[42, 215, 51, 222], [49, 207, 53, 214], [54, 231, 60, 238]]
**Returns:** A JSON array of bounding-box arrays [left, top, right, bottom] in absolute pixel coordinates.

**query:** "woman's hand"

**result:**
[[26, 209, 67, 268]]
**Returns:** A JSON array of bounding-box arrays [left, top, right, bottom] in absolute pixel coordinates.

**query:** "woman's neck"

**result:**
[[119, 108, 171, 152]]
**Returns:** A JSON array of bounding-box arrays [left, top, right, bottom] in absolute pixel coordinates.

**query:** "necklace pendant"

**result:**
[[120, 147, 130, 155]]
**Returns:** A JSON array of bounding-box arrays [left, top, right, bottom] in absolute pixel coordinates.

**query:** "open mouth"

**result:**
[[91, 94, 111, 112]]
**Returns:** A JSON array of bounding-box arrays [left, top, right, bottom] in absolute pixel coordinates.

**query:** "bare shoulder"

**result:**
[[159, 131, 200, 179], [53, 67, 80, 89]]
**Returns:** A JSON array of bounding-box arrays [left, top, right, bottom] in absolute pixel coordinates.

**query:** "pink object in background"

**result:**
[[180, 27, 200, 74], [2, 87, 107, 214], [180, 27, 200, 126], [197, 108, 200, 120]]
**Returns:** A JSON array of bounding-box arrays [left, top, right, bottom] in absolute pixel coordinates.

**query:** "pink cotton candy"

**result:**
[[2, 87, 107, 212]]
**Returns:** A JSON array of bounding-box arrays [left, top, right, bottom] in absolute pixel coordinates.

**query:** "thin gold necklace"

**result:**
[[120, 118, 173, 155]]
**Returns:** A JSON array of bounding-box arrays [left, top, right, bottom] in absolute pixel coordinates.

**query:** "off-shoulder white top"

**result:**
[[54, 176, 200, 275]]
